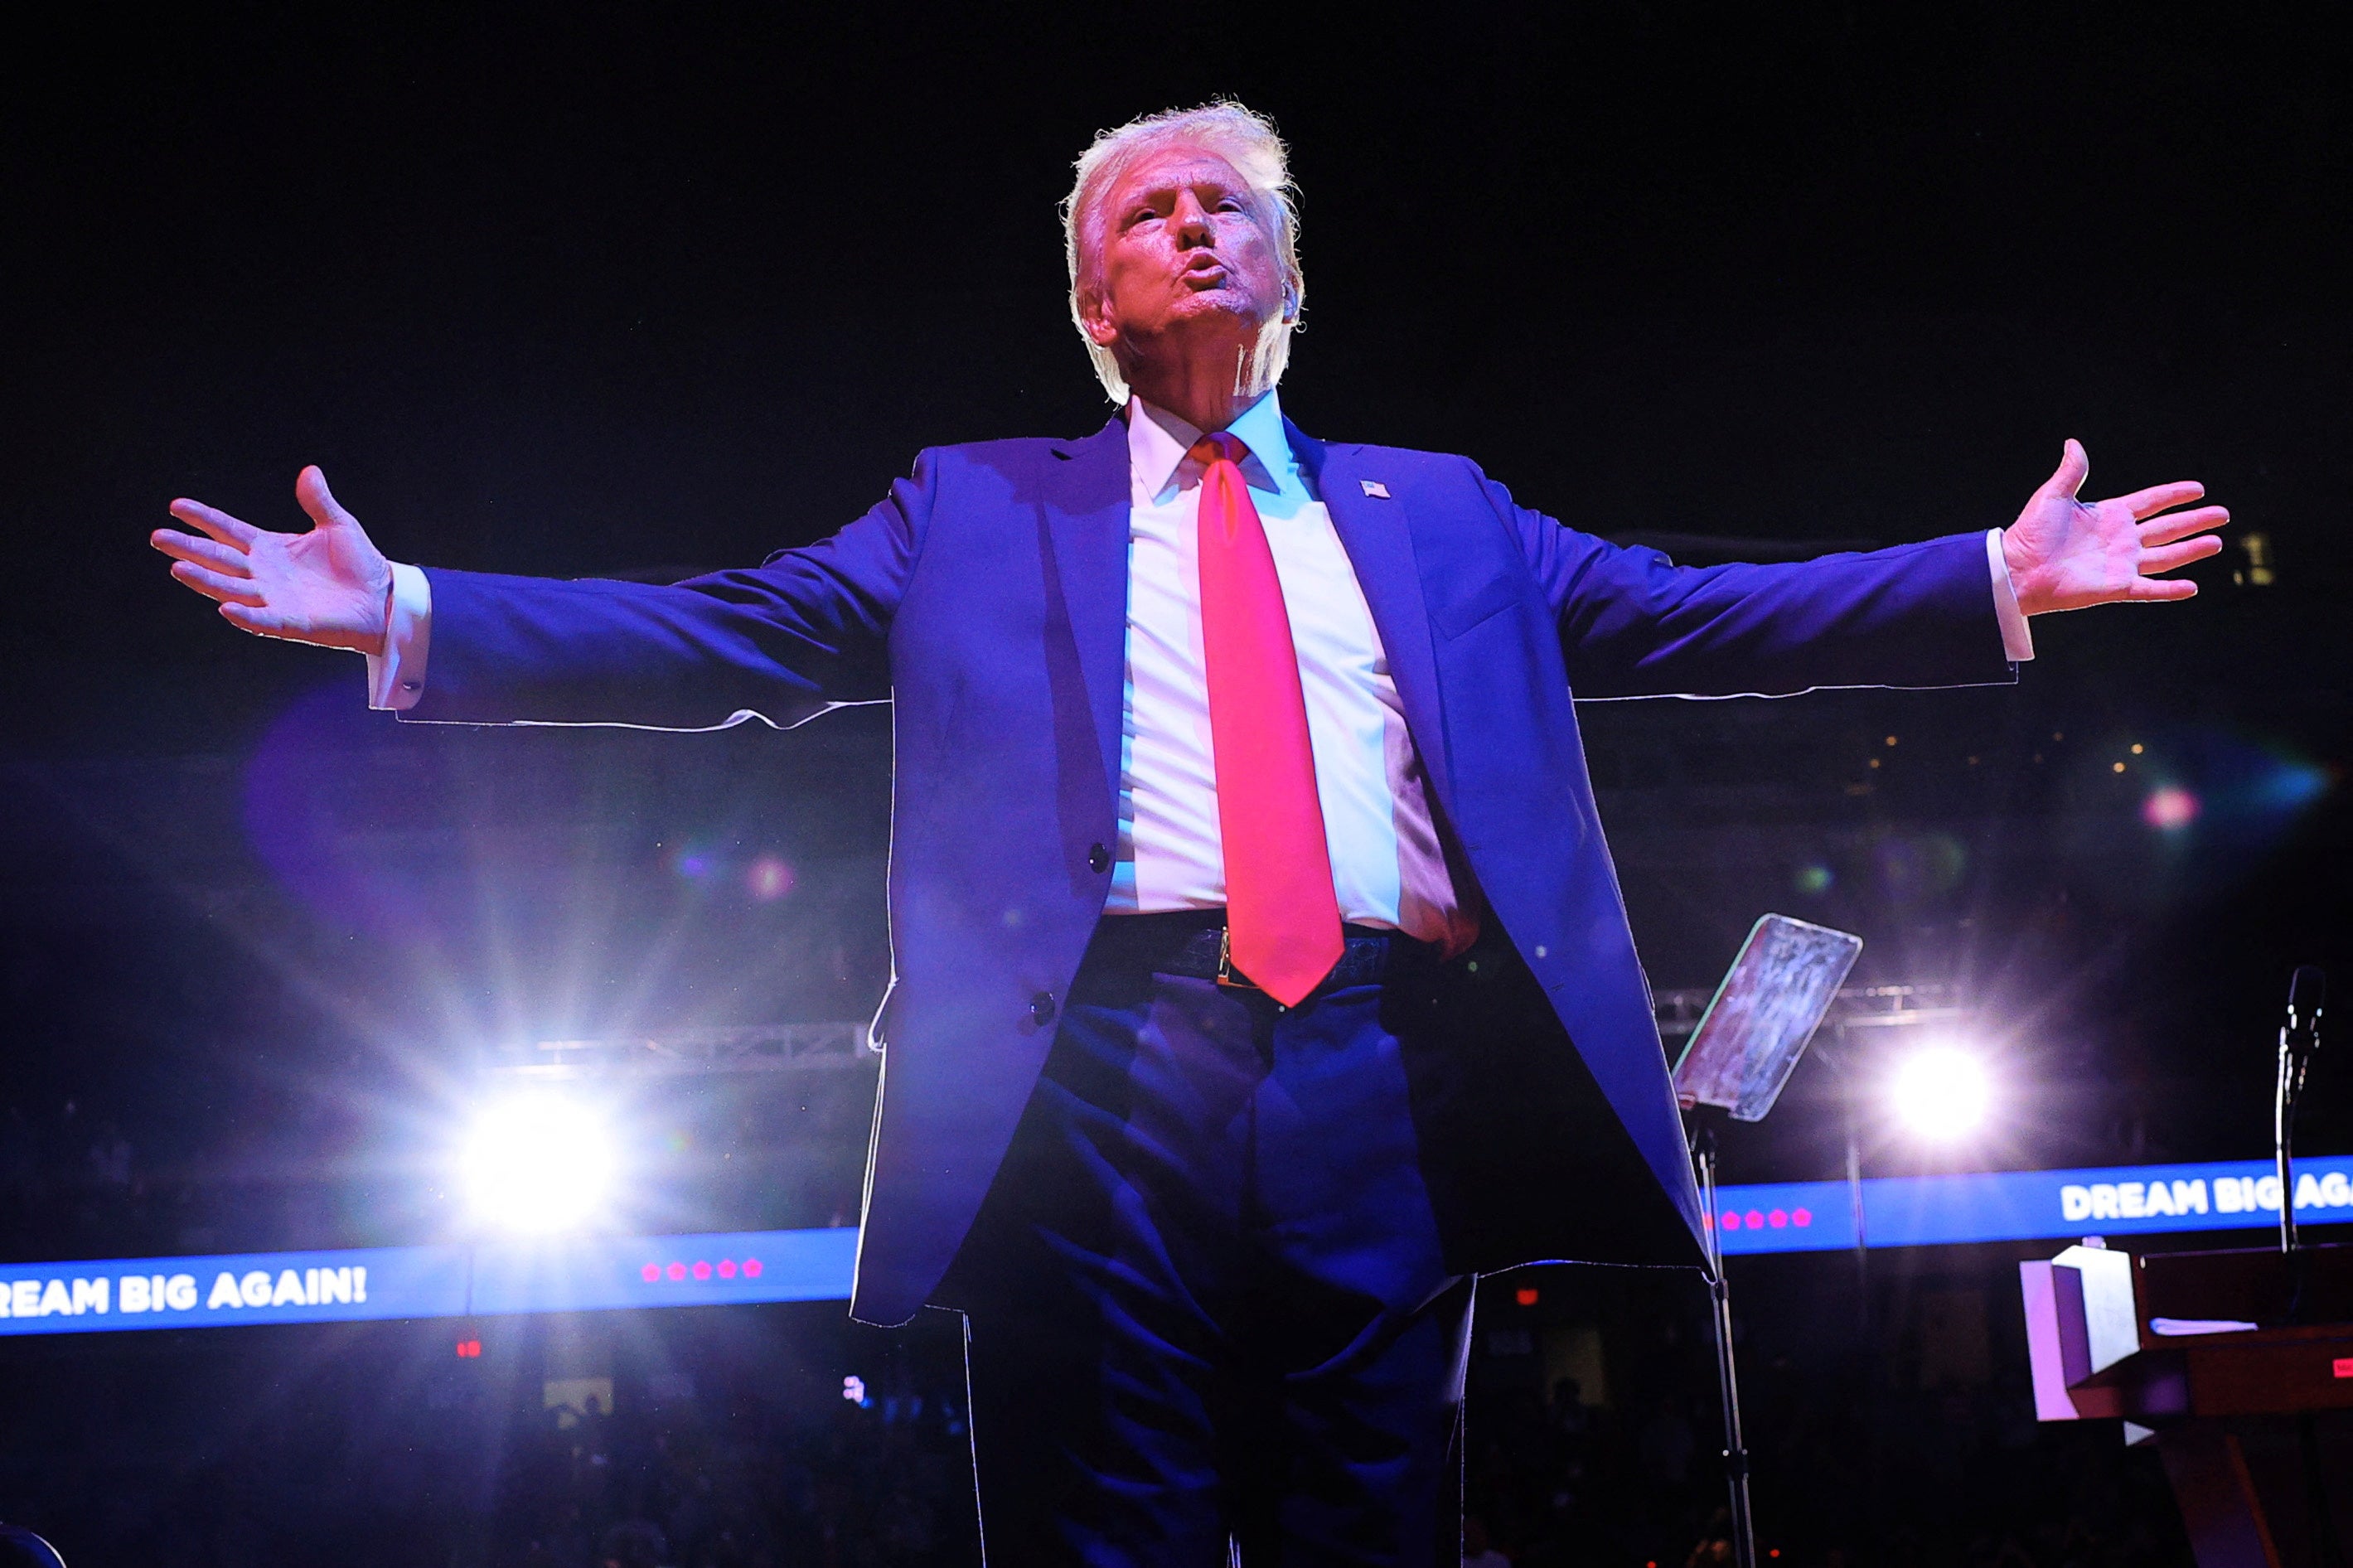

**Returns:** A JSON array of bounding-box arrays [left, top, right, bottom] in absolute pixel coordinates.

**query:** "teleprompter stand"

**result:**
[[1671, 914, 1865, 1568]]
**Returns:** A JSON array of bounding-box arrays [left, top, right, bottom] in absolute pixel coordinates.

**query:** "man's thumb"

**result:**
[[2044, 438, 2089, 501], [294, 465, 356, 530]]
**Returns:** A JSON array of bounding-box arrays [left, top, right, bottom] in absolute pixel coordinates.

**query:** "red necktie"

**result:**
[[1192, 432, 1344, 1005]]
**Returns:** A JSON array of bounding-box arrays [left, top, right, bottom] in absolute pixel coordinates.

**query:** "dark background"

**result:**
[[0, 4, 2348, 1561]]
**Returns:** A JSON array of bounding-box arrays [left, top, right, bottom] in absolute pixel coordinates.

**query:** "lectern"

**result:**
[[2022, 1241, 2353, 1566]]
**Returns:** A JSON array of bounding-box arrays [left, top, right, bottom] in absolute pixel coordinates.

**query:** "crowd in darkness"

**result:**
[[0, 1301, 987, 1567], [0, 1259, 2206, 1568], [0, 1086, 2202, 1568], [491, 1386, 977, 1568], [475, 1352, 2196, 1568], [1460, 1367, 2190, 1568], [0, 1004, 2210, 1568]]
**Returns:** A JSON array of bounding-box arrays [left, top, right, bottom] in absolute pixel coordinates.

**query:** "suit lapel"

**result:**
[[1290, 422, 1456, 810], [1043, 418, 1135, 807]]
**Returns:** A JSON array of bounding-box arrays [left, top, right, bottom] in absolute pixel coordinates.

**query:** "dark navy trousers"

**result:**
[[938, 914, 1474, 1567]]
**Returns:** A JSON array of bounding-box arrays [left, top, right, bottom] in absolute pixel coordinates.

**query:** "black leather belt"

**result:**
[[1116, 915, 1423, 995]]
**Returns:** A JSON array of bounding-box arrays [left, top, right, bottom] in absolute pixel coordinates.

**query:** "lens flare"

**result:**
[[746, 855, 796, 901], [2141, 786, 2200, 830]]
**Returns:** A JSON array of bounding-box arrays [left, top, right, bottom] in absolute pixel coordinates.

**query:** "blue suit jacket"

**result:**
[[406, 417, 2014, 1324]]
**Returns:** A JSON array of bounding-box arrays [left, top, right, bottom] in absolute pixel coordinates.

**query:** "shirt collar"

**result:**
[[1126, 389, 1308, 507]]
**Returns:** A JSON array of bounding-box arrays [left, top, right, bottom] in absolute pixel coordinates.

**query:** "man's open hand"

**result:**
[[2002, 440, 2228, 617], [151, 467, 393, 653]]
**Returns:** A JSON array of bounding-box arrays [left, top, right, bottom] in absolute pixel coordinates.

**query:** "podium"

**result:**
[[2022, 1241, 2353, 1566]]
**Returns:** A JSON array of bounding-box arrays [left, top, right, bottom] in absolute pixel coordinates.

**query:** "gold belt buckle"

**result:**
[[1214, 927, 1260, 990]]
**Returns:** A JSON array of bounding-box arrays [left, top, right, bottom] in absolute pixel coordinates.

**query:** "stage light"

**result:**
[[1889, 1045, 1992, 1143], [460, 1093, 618, 1233]]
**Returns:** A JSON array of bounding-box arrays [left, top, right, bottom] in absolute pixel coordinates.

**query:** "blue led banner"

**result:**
[[5, 1159, 2347, 1336], [1707, 1180, 1857, 1255], [1709, 1154, 2353, 1256], [0, 1227, 859, 1338], [0, 1244, 464, 1337], [467, 1227, 859, 1315]]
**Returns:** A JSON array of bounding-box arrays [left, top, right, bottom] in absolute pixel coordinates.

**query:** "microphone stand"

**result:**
[[2272, 967, 2341, 1567], [2274, 968, 2324, 1286]]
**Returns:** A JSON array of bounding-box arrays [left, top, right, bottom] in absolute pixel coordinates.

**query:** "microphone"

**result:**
[[2284, 965, 2326, 1098], [2276, 966, 2327, 1261]]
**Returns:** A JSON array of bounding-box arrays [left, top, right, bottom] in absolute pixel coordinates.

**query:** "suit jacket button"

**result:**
[[1087, 843, 1111, 874], [1029, 992, 1058, 1026]]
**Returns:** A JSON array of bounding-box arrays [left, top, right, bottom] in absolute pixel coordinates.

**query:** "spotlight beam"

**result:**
[[461, 1094, 620, 1233]]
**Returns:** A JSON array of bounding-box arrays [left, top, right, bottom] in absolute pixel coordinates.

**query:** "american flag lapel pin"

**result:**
[[1360, 480, 1390, 499]]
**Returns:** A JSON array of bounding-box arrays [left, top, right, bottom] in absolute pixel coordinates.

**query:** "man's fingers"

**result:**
[[2041, 438, 2090, 501], [219, 602, 293, 637], [2138, 505, 2230, 547], [168, 559, 265, 607], [2141, 536, 2225, 575], [295, 465, 356, 530], [150, 528, 253, 577], [2124, 576, 2199, 602], [2113, 480, 2205, 520], [167, 499, 260, 549]]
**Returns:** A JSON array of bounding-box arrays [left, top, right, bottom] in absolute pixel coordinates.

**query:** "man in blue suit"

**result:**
[[155, 103, 2224, 1566]]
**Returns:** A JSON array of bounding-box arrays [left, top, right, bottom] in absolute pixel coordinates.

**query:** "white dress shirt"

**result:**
[[1106, 392, 1475, 950], [366, 399, 2035, 951]]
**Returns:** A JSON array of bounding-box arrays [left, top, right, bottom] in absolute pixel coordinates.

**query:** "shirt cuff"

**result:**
[[1986, 528, 2034, 663], [365, 562, 433, 710]]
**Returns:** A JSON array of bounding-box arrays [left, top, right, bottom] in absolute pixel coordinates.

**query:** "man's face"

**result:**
[[1082, 145, 1290, 370]]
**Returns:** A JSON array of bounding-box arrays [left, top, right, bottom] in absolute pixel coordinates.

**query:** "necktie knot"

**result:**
[[1189, 432, 1249, 470]]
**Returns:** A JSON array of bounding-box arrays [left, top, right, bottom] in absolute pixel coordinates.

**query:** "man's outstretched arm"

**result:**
[[153, 462, 926, 730], [1502, 439, 2227, 699]]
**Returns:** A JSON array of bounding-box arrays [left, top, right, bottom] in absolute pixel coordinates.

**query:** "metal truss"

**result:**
[[482, 1023, 878, 1081], [1652, 981, 1963, 1040], [479, 983, 1963, 1077]]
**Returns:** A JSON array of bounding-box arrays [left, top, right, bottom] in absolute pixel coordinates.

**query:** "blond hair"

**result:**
[[1062, 101, 1304, 405]]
